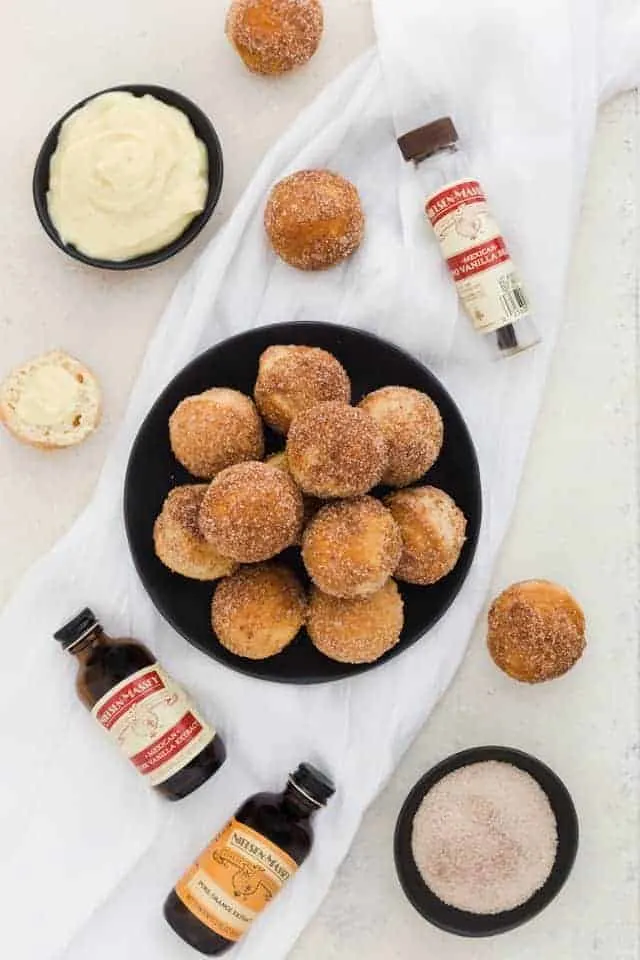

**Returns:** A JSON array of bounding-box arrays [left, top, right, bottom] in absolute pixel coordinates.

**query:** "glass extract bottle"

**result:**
[[164, 763, 336, 955], [398, 116, 541, 358], [54, 607, 225, 801]]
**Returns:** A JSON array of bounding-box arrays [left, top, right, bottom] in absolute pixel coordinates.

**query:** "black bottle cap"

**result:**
[[289, 763, 335, 808], [397, 116, 459, 163], [54, 608, 100, 649]]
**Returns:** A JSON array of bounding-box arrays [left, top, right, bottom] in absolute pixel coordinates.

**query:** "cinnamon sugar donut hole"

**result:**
[[264, 170, 364, 271], [488, 580, 586, 683], [153, 485, 236, 581], [286, 401, 387, 498], [302, 497, 402, 599], [254, 344, 351, 434], [199, 461, 303, 563], [212, 562, 306, 659], [226, 0, 323, 76], [307, 580, 404, 664], [169, 388, 264, 479], [385, 486, 467, 585], [359, 386, 444, 487]]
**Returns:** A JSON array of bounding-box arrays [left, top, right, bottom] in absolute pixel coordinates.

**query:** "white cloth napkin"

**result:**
[[1, 2, 638, 959]]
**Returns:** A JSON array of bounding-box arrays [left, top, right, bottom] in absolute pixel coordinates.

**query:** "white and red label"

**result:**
[[91, 664, 214, 786], [425, 178, 530, 334]]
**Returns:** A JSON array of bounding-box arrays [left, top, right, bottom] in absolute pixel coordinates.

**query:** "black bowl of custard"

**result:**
[[33, 84, 224, 270], [394, 746, 579, 937]]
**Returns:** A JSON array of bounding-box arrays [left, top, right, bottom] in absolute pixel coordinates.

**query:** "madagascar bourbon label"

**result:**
[[425, 178, 531, 334], [91, 664, 214, 786], [175, 818, 298, 942]]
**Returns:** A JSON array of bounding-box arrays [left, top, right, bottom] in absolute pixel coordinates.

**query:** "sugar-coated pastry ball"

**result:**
[[199, 461, 303, 562], [488, 580, 586, 683], [254, 344, 351, 434], [287, 401, 387, 498], [385, 486, 466, 585], [212, 563, 306, 659], [153, 485, 236, 581], [359, 386, 444, 487], [265, 170, 365, 270], [169, 388, 264, 479], [226, 0, 323, 76], [307, 580, 404, 664], [302, 497, 402, 598]]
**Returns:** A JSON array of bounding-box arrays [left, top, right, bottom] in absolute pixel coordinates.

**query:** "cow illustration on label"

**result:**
[[211, 846, 274, 901], [453, 205, 484, 242], [115, 690, 180, 747]]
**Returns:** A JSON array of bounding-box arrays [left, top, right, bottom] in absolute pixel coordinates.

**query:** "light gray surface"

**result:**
[[0, 3, 638, 958]]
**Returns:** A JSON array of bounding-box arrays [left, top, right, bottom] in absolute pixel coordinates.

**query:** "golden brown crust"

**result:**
[[153, 485, 237, 581], [385, 486, 466, 585], [307, 580, 404, 664], [359, 386, 444, 487], [302, 497, 402, 598], [169, 387, 264, 479], [254, 344, 351, 434], [0, 416, 94, 451], [225, 0, 323, 76], [286, 401, 387, 498], [264, 170, 364, 271], [198, 461, 304, 562], [212, 562, 306, 659], [487, 580, 586, 683]]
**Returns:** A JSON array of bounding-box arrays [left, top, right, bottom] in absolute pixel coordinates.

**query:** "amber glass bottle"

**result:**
[[54, 608, 225, 801], [164, 763, 335, 954]]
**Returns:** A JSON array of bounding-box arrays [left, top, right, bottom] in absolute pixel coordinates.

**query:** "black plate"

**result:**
[[124, 322, 482, 683], [394, 746, 579, 936], [33, 84, 223, 270]]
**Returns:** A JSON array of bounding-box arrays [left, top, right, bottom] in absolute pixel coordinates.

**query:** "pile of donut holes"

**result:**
[[154, 343, 468, 666], [153, 3, 469, 666]]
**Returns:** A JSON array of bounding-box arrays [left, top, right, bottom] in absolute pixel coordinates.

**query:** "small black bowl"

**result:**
[[394, 746, 579, 937], [32, 84, 224, 270]]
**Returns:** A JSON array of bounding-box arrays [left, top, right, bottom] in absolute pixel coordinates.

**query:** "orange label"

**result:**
[[174, 818, 298, 942]]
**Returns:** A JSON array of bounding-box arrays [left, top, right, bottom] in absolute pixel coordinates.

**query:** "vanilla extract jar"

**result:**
[[55, 608, 225, 800], [164, 763, 335, 954], [398, 117, 541, 358]]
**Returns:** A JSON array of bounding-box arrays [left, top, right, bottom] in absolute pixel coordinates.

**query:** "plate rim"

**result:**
[[123, 321, 483, 684]]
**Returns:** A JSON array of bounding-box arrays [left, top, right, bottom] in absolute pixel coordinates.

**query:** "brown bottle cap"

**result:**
[[397, 117, 459, 163]]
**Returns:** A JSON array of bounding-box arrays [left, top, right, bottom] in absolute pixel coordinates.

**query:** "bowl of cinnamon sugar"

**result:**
[[394, 746, 579, 937]]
